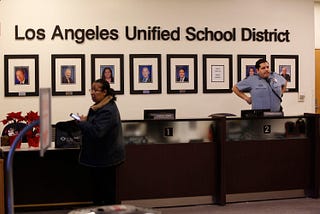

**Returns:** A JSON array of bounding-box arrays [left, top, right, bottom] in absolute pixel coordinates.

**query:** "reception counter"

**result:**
[[1, 114, 319, 211], [213, 114, 318, 204]]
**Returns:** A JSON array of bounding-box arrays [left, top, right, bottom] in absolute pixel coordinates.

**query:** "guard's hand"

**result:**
[[244, 96, 252, 105]]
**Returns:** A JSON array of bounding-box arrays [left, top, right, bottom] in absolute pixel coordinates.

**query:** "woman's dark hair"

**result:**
[[101, 67, 114, 79], [94, 78, 117, 101]]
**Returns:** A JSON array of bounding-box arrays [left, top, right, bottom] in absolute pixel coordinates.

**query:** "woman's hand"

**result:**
[[79, 115, 87, 121]]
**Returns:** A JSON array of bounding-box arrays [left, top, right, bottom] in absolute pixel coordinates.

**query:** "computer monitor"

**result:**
[[241, 109, 270, 118], [144, 109, 176, 120]]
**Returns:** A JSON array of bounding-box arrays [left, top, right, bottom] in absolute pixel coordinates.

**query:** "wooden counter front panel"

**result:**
[[3, 143, 216, 207], [9, 149, 92, 205], [119, 143, 216, 200], [225, 139, 311, 194]]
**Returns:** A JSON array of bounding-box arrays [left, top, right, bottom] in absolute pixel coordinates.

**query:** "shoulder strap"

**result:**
[[265, 78, 282, 102]]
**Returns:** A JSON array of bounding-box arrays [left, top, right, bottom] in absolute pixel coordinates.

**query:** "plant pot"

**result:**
[[9, 135, 22, 149], [27, 136, 40, 147], [1, 136, 10, 146]]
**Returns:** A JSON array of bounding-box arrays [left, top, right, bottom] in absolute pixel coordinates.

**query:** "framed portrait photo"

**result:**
[[91, 54, 124, 94], [51, 54, 85, 96], [237, 54, 266, 81], [271, 55, 299, 92], [129, 54, 161, 94], [167, 54, 198, 94], [4, 54, 39, 97], [203, 54, 233, 93]]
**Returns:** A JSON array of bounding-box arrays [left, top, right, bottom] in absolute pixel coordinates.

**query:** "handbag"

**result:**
[[55, 120, 82, 148]]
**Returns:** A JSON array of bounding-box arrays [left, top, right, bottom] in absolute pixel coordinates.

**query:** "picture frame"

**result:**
[[91, 54, 124, 94], [237, 54, 266, 81], [167, 54, 198, 94], [129, 54, 161, 94], [203, 54, 233, 93], [4, 54, 39, 97], [271, 55, 299, 92], [51, 54, 85, 96]]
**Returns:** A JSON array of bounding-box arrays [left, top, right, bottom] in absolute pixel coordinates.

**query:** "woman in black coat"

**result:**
[[77, 78, 125, 205]]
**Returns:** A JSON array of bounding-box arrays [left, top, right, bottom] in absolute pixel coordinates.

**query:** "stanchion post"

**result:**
[[5, 120, 40, 214]]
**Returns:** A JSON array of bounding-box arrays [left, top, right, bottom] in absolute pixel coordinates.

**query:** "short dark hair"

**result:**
[[94, 78, 117, 101], [178, 67, 186, 72], [255, 58, 268, 69]]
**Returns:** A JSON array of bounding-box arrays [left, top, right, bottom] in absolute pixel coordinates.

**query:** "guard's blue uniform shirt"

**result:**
[[236, 73, 286, 112]]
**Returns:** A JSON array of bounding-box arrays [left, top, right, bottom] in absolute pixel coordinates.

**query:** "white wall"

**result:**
[[315, 2, 320, 48], [0, 0, 315, 126]]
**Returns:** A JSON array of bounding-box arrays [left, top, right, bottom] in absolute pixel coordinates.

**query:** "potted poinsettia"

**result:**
[[1, 111, 40, 148], [24, 111, 40, 147], [1, 112, 26, 148]]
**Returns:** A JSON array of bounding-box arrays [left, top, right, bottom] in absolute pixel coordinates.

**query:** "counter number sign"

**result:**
[[164, 127, 173, 136], [264, 125, 271, 134]]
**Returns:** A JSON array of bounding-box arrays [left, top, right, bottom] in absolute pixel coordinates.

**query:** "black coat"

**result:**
[[78, 101, 125, 167]]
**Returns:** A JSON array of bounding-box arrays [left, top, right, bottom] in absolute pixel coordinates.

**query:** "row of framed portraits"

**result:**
[[3, 54, 299, 97]]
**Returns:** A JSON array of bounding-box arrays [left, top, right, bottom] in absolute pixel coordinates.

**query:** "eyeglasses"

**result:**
[[89, 89, 103, 93]]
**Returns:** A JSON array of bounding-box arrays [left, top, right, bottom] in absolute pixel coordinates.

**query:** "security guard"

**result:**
[[232, 58, 287, 112]]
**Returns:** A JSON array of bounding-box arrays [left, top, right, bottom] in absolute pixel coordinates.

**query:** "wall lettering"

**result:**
[[15, 25, 45, 40], [14, 25, 291, 43], [50, 25, 119, 44]]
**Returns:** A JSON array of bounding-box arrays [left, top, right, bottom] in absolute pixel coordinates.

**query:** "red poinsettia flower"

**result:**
[[1, 119, 8, 125], [2, 111, 40, 147], [25, 111, 40, 124], [1, 112, 25, 125], [2, 111, 40, 131]]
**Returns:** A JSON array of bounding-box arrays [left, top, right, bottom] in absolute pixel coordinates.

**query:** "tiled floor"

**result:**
[[159, 198, 320, 214], [15, 197, 320, 214]]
